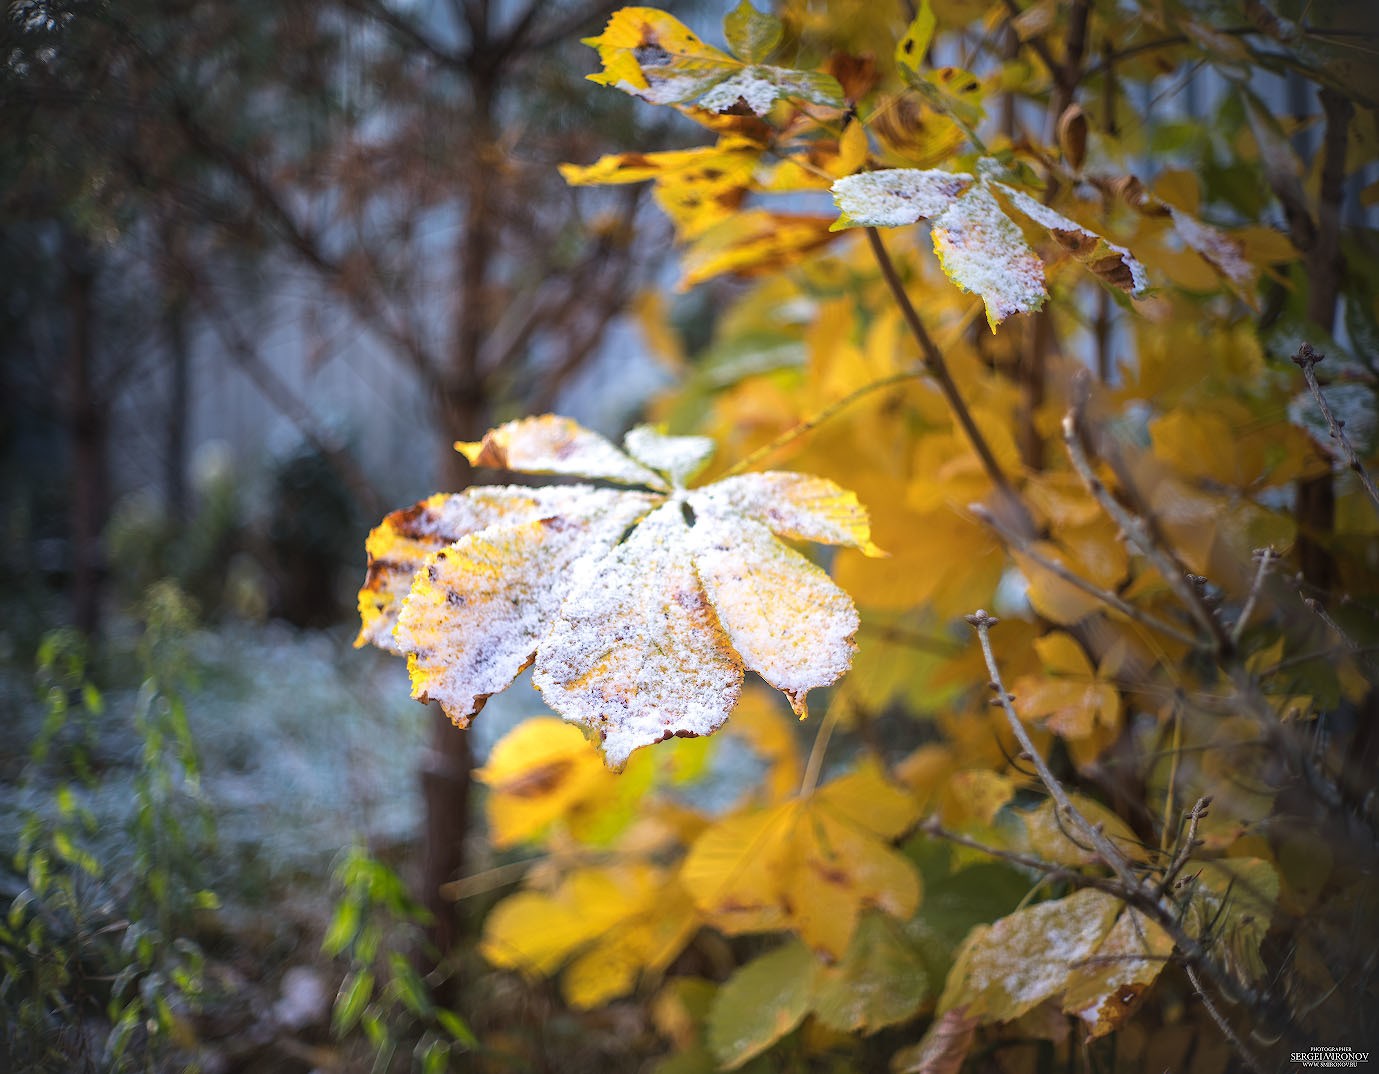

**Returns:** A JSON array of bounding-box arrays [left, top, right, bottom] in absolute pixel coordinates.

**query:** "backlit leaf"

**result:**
[[364, 416, 876, 767], [932, 185, 1047, 330], [723, 1, 783, 65]]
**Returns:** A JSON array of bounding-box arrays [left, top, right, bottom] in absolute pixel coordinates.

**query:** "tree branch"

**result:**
[[1292, 343, 1379, 514], [865, 226, 1036, 538]]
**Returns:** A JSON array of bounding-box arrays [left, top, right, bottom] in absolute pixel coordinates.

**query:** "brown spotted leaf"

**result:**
[[360, 416, 878, 768]]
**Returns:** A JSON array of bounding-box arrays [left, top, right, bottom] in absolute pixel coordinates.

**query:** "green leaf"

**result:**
[[387, 952, 433, 1017], [895, 0, 937, 76], [724, 1, 782, 64], [1187, 858, 1278, 987], [417, 1035, 450, 1074], [322, 897, 361, 958], [706, 939, 815, 1068], [333, 969, 375, 1037], [437, 1008, 478, 1047], [811, 912, 929, 1033]]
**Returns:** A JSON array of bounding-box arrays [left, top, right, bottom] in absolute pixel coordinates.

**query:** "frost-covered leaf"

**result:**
[[363, 415, 877, 768], [397, 489, 657, 726], [625, 424, 715, 486], [706, 938, 814, 1068], [582, 7, 841, 116], [995, 183, 1148, 295], [690, 511, 858, 717], [533, 502, 745, 769], [723, 0, 782, 64], [830, 168, 973, 230], [1061, 907, 1173, 1038], [938, 888, 1122, 1021], [355, 486, 617, 654], [932, 185, 1047, 330], [457, 413, 667, 488], [1168, 206, 1255, 294]]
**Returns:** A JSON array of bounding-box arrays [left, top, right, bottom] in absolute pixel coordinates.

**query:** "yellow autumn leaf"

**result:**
[[360, 414, 881, 769], [475, 717, 623, 848], [1012, 631, 1121, 739], [680, 761, 921, 957], [1018, 796, 1150, 868], [680, 210, 839, 289]]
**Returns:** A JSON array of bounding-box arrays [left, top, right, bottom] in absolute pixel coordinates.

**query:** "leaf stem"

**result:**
[[864, 226, 1036, 539], [799, 696, 842, 798], [721, 369, 922, 478]]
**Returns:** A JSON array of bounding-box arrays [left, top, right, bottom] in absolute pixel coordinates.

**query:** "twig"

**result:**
[[1061, 374, 1232, 656], [1186, 965, 1269, 1074], [1231, 548, 1274, 646], [970, 503, 1201, 648], [966, 610, 1143, 892], [865, 227, 1037, 539], [920, 818, 1132, 898], [1158, 795, 1210, 896], [721, 370, 922, 478], [1292, 343, 1379, 514], [1301, 594, 1358, 652]]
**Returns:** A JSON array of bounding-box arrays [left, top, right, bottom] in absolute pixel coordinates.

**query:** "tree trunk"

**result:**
[[64, 232, 106, 639]]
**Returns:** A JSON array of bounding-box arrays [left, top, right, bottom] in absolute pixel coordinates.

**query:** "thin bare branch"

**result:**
[[970, 502, 1201, 648], [1062, 373, 1233, 656], [865, 226, 1036, 539], [1231, 547, 1275, 646], [1292, 343, 1379, 514], [1186, 965, 1270, 1074]]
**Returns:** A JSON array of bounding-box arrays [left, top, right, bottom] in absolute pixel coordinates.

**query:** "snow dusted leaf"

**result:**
[[583, 7, 737, 106], [363, 414, 877, 768], [355, 486, 604, 653], [938, 888, 1122, 1021], [1290, 382, 1379, 455], [723, 0, 782, 64], [1168, 205, 1256, 293], [457, 414, 668, 489], [693, 472, 886, 555], [830, 168, 973, 230], [932, 185, 1047, 330], [1061, 907, 1173, 1038], [689, 510, 858, 718], [625, 424, 715, 486], [582, 7, 841, 116], [995, 182, 1149, 295], [398, 488, 658, 726], [533, 502, 745, 769]]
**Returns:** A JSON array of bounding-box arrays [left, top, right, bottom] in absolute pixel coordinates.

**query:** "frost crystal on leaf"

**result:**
[[697, 68, 782, 114], [358, 415, 882, 768], [831, 169, 973, 229], [932, 185, 1047, 329], [1168, 206, 1254, 290]]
